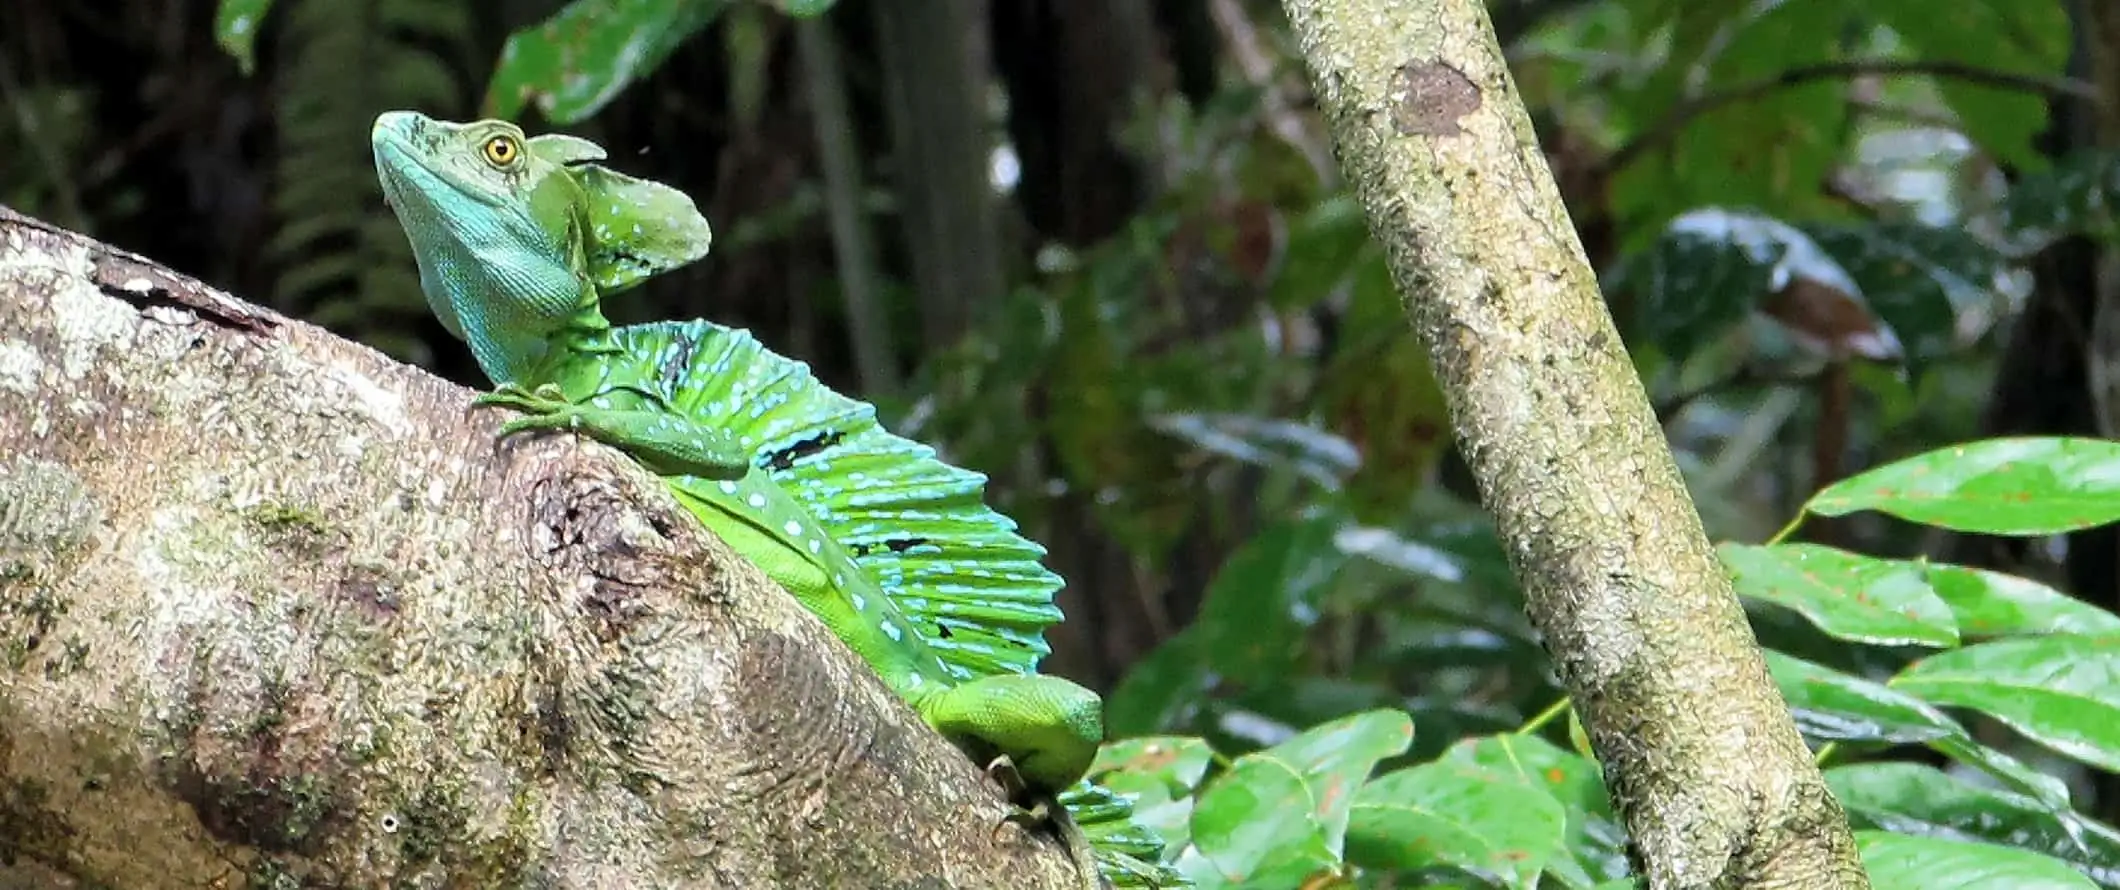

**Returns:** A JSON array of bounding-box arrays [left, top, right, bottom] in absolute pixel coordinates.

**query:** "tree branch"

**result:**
[[1275, 0, 1870, 886], [0, 207, 1083, 888], [1605, 60, 2098, 176]]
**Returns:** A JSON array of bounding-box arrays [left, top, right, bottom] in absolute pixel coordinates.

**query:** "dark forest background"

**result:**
[[12, 1, 2120, 883]]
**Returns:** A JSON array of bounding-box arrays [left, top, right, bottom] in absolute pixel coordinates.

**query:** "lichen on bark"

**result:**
[[0, 207, 1084, 888]]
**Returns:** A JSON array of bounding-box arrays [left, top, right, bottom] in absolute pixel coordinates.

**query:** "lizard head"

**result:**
[[371, 111, 713, 384]]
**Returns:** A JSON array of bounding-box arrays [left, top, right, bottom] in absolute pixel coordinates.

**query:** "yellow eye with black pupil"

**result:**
[[483, 136, 519, 166]]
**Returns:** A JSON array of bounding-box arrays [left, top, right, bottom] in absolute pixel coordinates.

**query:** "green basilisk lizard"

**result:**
[[370, 110, 1183, 888]]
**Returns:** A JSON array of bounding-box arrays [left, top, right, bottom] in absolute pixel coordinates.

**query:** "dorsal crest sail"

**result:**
[[607, 321, 1065, 680]]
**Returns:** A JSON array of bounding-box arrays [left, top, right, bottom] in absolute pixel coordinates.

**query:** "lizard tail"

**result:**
[[1062, 781, 1191, 888]]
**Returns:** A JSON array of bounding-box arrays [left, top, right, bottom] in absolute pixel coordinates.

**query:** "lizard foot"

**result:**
[[471, 384, 594, 438], [985, 756, 1101, 889]]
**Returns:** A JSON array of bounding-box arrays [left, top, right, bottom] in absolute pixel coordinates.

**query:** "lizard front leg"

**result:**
[[474, 382, 752, 480], [984, 755, 1104, 890]]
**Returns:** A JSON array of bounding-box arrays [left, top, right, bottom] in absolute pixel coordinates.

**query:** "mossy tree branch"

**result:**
[[0, 207, 1082, 889], [1274, 1, 1869, 887]]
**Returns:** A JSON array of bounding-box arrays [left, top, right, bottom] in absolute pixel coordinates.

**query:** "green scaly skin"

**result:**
[[371, 111, 1166, 888]]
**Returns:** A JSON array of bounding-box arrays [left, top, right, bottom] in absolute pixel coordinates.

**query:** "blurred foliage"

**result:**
[[7, 0, 2120, 884]]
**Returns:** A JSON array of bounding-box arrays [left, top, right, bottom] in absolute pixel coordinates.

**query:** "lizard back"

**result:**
[[604, 319, 1066, 682]]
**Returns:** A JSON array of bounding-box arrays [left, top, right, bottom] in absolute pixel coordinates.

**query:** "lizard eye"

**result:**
[[482, 135, 522, 167]]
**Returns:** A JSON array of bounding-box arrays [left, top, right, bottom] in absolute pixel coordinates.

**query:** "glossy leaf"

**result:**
[[1830, 762, 2120, 887], [1928, 733, 2073, 812], [1926, 563, 2120, 637], [1606, 208, 1814, 360], [1147, 412, 1361, 489], [1179, 710, 1414, 887], [1719, 543, 1959, 648], [1345, 758, 1569, 887], [1805, 221, 2000, 371], [1859, 830, 2097, 890], [1807, 438, 2120, 535], [1761, 652, 2070, 807], [1894, 634, 2120, 772], [215, 0, 274, 74], [1765, 650, 1959, 746], [484, 0, 731, 123], [1439, 734, 1629, 888]]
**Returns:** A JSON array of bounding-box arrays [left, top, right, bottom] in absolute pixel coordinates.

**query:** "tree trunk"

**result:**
[[0, 207, 1084, 889], [1275, 1, 1870, 887]]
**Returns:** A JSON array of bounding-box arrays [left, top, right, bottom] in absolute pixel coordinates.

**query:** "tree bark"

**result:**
[[0, 207, 1083, 889], [1275, 2, 1869, 888]]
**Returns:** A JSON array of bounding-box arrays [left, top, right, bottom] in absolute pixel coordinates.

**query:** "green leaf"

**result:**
[[1830, 763, 2120, 887], [1894, 634, 2120, 772], [1439, 734, 1630, 888], [1092, 736, 1218, 794], [1092, 736, 1219, 854], [1605, 208, 1803, 361], [2002, 150, 2120, 244], [214, 0, 274, 75], [1345, 757, 1570, 887], [1765, 650, 1960, 745], [1719, 543, 1959, 648], [1807, 437, 2120, 535], [1868, 0, 2069, 170], [1760, 651, 2071, 807], [1928, 733, 2073, 811], [1192, 518, 1350, 684], [1859, 830, 2098, 890], [483, 0, 731, 124], [1803, 222, 2002, 372], [1268, 196, 1373, 312], [1926, 563, 2120, 637], [1178, 710, 1414, 887], [1105, 631, 1213, 738], [1146, 412, 1361, 489]]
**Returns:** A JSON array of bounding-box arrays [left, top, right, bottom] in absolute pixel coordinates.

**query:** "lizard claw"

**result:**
[[473, 382, 568, 413], [474, 384, 580, 439], [984, 754, 1029, 800]]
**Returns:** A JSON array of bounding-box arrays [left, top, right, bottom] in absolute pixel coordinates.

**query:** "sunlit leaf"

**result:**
[[1808, 438, 2120, 534], [484, 0, 731, 123], [1092, 736, 1218, 854], [1439, 734, 1630, 888], [1830, 762, 2120, 888], [1925, 563, 2120, 637], [214, 0, 274, 74], [1894, 634, 2120, 772], [1719, 543, 1959, 648], [1179, 710, 1414, 887], [1345, 757, 1569, 887], [1859, 830, 2097, 890]]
